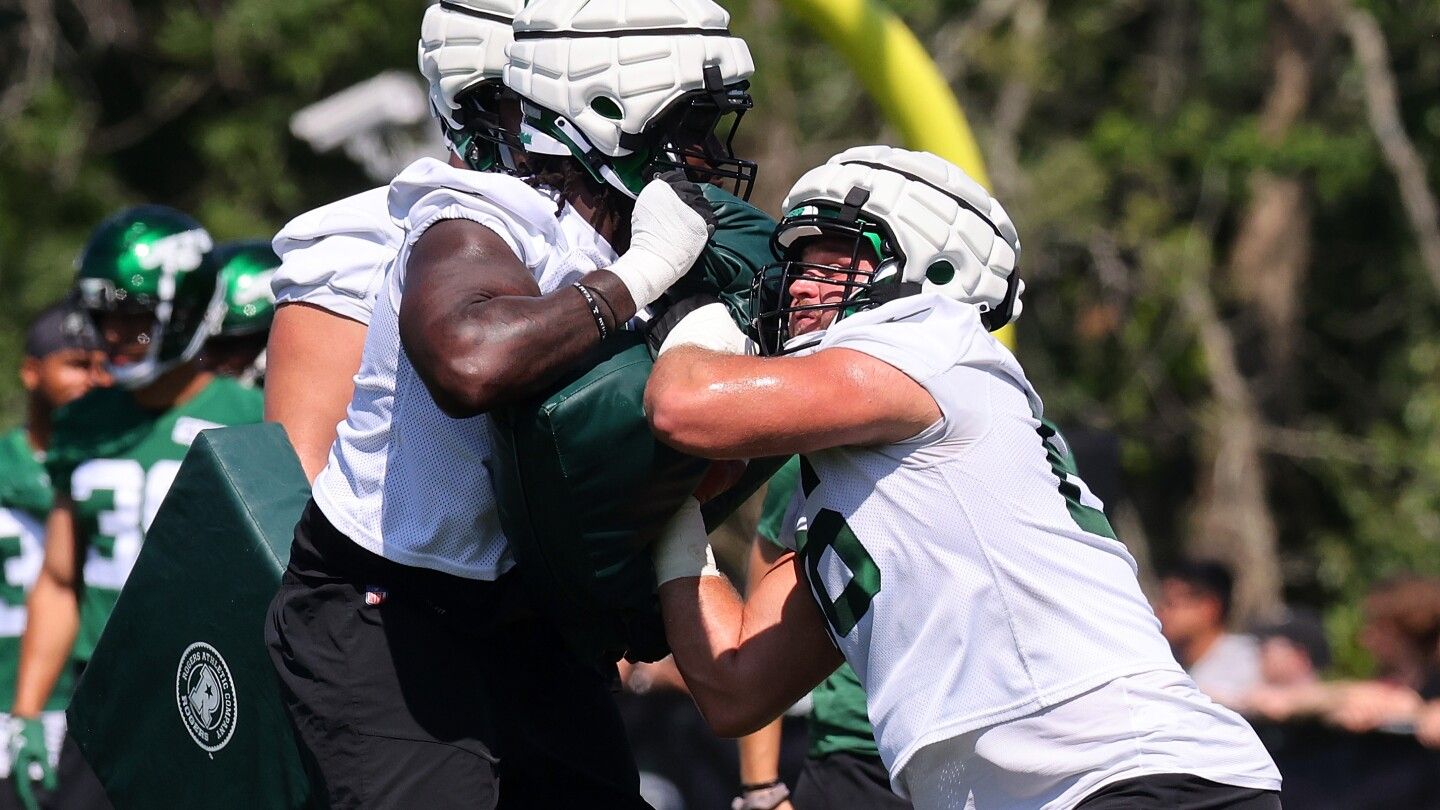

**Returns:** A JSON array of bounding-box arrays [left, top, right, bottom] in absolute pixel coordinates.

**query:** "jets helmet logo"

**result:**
[[176, 642, 238, 754], [136, 228, 212, 275]]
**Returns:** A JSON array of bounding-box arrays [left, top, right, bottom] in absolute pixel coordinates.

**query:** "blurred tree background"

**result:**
[[3, 0, 1438, 672]]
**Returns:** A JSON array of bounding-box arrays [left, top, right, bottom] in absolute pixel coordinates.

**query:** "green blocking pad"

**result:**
[[490, 186, 782, 667], [66, 423, 312, 809], [491, 333, 710, 666]]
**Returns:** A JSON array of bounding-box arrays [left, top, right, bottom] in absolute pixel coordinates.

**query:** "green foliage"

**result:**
[[888, 0, 1438, 656], [0, 0, 427, 417], [2, 0, 1438, 664]]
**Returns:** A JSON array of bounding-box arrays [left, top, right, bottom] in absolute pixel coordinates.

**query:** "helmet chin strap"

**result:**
[[980, 267, 1022, 331]]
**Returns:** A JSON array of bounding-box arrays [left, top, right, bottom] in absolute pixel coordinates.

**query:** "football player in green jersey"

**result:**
[[8, 207, 263, 806], [202, 240, 278, 384], [0, 301, 105, 810]]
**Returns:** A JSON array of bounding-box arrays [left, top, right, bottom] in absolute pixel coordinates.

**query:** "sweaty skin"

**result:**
[[397, 219, 639, 417], [644, 241, 942, 736], [645, 346, 937, 460]]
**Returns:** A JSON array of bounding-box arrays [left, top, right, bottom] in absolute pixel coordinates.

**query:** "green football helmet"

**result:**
[[74, 205, 224, 389], [212, 240, 278, 338]]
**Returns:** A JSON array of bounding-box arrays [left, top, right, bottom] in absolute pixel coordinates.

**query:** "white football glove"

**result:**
[[657, 302, 752, 357], [653, 498, 720, 585], [608, 171, 717, 311]]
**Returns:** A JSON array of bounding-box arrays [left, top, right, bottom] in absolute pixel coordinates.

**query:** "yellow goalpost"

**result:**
[[777, 0, 1014, 345]]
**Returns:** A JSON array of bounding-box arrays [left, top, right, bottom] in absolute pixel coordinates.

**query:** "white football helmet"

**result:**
[[504, 0, 758, 198], [417, 0, 525, 171], [752, 145, 1024, 355]]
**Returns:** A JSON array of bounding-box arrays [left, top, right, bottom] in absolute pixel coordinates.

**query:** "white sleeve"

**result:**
[[818, 295, 994, 447], [271, 187, 402, 325], [389, 158, 561, 280]]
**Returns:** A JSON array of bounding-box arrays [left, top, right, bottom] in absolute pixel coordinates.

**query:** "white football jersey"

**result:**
[[900, 669, 1280, 808], [271, 186, 403, 324], [780, 295, 1192, 786], [311, 158, 617, 579]]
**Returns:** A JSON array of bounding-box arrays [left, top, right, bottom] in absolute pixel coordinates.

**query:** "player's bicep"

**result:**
[[39, 496, 79, 589], [397, 219, 538, 408], [760, 348, 941, 453], [399, 218, 538, 337]]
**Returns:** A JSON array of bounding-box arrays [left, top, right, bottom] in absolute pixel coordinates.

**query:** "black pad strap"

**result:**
[[839, 187, 870, 224]]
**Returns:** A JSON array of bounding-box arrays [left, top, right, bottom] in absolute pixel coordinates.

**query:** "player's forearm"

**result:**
[[264, 303, 367, 482], [11, 575, 79, 717], [649, 342, 940, 458], [737, 716, 785, 785], [647, 348, 821, 460], [660, 576, 784, 736], [403, 270, 637, 417], [660, 574, 837, 737]]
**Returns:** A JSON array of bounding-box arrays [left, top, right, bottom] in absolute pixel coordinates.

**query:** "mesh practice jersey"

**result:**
[[782, 294, 1182, 784], [270, 186, 402, 324], [311, 158, 617, 579]]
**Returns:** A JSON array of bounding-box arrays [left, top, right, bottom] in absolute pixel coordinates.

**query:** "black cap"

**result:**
[[1256, 609, 1331, 671], [25, 298, 102, 359]]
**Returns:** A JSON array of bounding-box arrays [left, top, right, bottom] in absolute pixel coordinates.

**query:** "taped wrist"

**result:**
[[653, 498, 719, 585], [657, 302, 752, 357], [607, 247, 673, 312], [612, 176, 715, 310]]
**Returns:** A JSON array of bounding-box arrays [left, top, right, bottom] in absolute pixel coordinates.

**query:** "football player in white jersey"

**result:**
[[265, 0, 757, 806], [644, 146, 1283, 810], [264, 0, 525, 482]]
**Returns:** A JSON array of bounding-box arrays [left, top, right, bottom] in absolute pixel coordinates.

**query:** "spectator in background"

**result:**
[[1328, 575, 1440, 734], [0, 301, 106, 810], [1244, 609, 1332, 722], [1417, 699, 1440, 749], [1357, 575, 1440, 696], [1156, 560, 1261, 706], [1257, 609, 1331, 687]]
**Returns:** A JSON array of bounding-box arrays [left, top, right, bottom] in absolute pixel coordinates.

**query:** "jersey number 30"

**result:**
[[71, 458, 182, 590], [798, 509, 881, 638]]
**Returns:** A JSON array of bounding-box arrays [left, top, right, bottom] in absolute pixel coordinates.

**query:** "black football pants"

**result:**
[[792, 751, 911, 809], [265, 500, 651, 809], [1077, 773, 1282, 809]]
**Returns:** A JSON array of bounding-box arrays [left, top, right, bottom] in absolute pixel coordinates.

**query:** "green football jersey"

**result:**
[[756, 457, 879, 759], [0, 428, 74, 710], [47, 377, 263, 662]]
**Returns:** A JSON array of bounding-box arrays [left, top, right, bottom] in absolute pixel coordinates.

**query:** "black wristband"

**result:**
[[740, 778, 782, 792], [587, 283, 622, 326], [573, 282, 609, 340]]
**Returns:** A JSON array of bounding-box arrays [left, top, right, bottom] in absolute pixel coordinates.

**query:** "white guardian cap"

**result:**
[[752, 145, 1024, 354], [504, 0, 758, 199], [418, 0, 525, 170]]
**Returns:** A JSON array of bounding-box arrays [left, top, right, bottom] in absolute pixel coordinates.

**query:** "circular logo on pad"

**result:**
[[176, 642, 238, 753]]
